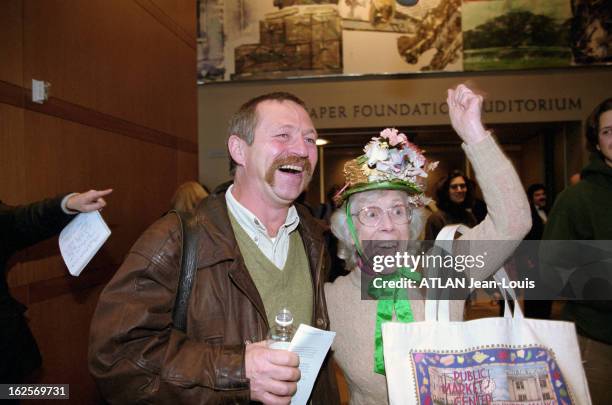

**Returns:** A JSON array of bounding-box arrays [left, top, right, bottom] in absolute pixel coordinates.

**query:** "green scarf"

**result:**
[[367, 267, 422, 375], [345, 199, 422, 374]]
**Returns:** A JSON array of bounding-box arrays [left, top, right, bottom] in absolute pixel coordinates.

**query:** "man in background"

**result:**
[[523, 183, 552, 319]]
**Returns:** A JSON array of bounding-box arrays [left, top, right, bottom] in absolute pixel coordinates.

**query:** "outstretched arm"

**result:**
[[65, 188, 112, 213], [445, 85, 531, 320], [4, 188, 112, 252]]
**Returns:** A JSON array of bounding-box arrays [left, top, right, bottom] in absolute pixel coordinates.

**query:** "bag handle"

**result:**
[[493, 267, 524, 319], [424, 224, 457, 321], [426, 224, 522, 322], [171, 210, 200, 333]]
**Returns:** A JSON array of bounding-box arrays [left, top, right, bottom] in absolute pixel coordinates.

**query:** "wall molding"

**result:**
[[11, 265, 115, 305], [0, 80, 197, 153], [134, 0, 196, 51]]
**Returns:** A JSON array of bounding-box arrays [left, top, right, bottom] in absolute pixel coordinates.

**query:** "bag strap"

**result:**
[[171, 210, 200, 333], [428, 224, 523, 322], [426, 224, 467, 322]]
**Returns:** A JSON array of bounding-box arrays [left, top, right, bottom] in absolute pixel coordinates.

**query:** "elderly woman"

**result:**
[[324, 84, 531, 405]]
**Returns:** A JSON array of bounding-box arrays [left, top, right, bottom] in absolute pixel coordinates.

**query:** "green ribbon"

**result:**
[[345, 198, 421, 374], [345, 200, 364, 257], [368, 267, 422, 375]]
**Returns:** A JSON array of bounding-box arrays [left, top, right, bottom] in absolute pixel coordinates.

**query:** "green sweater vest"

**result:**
[[229, 213, 313, 329]]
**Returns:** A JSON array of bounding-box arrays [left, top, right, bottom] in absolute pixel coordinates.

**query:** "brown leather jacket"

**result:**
[[88, 193, 340, 404]]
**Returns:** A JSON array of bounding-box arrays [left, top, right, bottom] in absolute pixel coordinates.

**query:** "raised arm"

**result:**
[[447, 85, 531, 279]]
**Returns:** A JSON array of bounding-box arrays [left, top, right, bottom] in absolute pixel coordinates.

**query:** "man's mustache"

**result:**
[[270, 156, 312, 175], [265, 155, 313, 186]]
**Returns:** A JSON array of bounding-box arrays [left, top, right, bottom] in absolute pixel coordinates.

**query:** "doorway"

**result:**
[[306, 121, 585, 211]]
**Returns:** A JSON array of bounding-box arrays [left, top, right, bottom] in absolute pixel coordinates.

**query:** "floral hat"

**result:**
[[334, 128, 438, 206]]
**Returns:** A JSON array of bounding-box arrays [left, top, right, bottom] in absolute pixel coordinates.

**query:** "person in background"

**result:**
[[315, 185, 348, 282], [569, 172, 581, 186], [470, 180, 488, 224], [525, 184, 548, 241], [89, 92, 339, 404], [424, 169, 477, 240], [543, 97, 612, 403], [0, 189, 112, 383], [170, 181, 209, 213], [523, 183, 552, 319], [426, 170, 496, 309], [315, 185, 341, 224]]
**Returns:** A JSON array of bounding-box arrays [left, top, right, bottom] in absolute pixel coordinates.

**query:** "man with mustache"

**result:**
[[89, 93, 339, 404]]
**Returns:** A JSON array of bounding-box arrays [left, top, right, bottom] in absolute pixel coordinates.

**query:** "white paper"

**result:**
[[288, 324, 335, 405], [59, 211, 111, 276]]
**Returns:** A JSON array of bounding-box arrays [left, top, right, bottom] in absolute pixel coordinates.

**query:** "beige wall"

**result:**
[[199, 67, 612, 190], [1, 1, 196, 401]]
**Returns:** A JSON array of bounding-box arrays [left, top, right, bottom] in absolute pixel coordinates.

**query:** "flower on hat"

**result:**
[[364, 140, 389, 167], [380, 128, 407, 147], [364, 128, 433, 183], [335, 128, 438, 206]]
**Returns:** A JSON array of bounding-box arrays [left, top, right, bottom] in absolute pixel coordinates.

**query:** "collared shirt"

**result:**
[[225, 185, 300, 269], [536, 207, 548, 224]]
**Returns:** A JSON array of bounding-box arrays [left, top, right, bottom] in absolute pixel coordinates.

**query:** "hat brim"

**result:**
[[339, 180, 422, 203]]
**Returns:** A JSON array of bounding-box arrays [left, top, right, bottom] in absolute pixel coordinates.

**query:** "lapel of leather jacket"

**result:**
[[195, 193, 268, 327]]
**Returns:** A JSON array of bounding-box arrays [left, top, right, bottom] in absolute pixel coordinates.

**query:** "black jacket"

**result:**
[[543, 157, 612, 344], [525, 204, 547, 240], [0, 195, 73, 382]]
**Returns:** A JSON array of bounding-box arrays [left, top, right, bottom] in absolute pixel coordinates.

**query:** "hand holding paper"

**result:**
[[288, 324, 335, 405], [59, 211, 111, 276]]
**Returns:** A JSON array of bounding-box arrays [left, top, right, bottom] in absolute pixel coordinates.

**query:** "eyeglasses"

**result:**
[[352, 205, 412, 227], [449, 183, 467, 190]]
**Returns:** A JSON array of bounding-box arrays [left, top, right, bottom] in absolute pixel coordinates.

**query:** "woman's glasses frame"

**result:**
[[351, 204, 413, 227]]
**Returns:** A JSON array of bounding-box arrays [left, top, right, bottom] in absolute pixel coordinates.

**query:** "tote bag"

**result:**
[[382, 224, 592, 405]]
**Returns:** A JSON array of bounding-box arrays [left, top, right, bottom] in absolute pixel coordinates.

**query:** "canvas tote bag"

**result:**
[[382, 224, 592, 405]]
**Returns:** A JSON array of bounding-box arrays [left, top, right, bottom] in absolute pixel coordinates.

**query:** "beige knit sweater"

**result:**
[[324, 135, 531, 405]]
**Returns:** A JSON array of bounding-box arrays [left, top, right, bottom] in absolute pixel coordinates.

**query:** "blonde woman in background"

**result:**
[[171, 181, 208, 213]]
